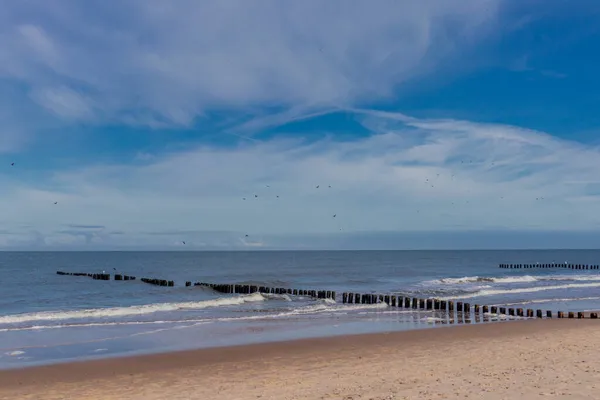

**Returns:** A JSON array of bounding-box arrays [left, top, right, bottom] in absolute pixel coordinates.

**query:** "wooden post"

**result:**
[[536, 309, 542, 318], [456, 302, 463, 312], [405, 297, 411, 308], [482, 305, 489, 313], [384, 295, 390, 305], [426, 299, 433, 310], [568, 312, 575, 319], [391, 296, 396, 307], [419, 299, 425, 309], [412, 298, 418, 309], [499, 307, 506, 315], [591, 313, 598, 319], [464, 303, 470, 313], [448, 301, 454, 312], [343, 293, 348, 304], [434, 299, 441, 310], [474, 305, 480, 313], [526, 309, 534, 318], [547, 310, 552, 318], [578, 312, 584, 319], [557, 311, 565, 318], [440, 300, 447, 311], [509, 308, 515, 317]]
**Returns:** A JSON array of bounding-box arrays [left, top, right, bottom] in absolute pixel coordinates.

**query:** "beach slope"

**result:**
[[1, 320, 599, 399]]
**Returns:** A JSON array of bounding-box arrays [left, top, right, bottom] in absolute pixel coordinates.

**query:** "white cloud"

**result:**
[[0, 0, 502, 127], [30, 86, 96, 120], [1, 109, 600, 248]]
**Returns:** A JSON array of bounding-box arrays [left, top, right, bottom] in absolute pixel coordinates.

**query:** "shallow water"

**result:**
[[1, 250, 599, 368]]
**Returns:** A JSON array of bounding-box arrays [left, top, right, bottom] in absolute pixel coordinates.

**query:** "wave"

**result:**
[[0, 293, 270, 325], [440, 282, 600, 300], [429, 275, 600, 285], [502, 296, 600, 306], [0, 302, 388, 334]]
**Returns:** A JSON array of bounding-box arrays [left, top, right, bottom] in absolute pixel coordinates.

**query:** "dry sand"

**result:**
[[1, 320, 599, 399]]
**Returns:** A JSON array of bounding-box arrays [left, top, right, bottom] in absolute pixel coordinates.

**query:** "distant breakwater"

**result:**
[[499, 263, 599, 269], [55, 270, 600, 321]]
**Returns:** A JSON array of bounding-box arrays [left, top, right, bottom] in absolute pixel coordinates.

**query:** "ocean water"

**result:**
[[2, 250, 600, 369]]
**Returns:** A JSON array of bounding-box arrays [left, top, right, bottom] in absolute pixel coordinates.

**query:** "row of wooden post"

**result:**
[[499, 263, 599, 270], [56, 271, 111, 280], [341, 292, 600, 319], [141, 277, 174, 287], [57, 271, 136, 281], [55, 273, 600, 320], [114, 274, 136, 281], [188, 282, 336, 300]]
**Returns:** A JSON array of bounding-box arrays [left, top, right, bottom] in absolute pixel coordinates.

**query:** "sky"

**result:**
[[2, 1, 600, 250]]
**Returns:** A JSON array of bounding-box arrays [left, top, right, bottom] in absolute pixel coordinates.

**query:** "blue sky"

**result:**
[[2, 1, 600, 249]]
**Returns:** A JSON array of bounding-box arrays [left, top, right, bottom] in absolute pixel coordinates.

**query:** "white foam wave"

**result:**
[[503, 296, 600, 306], [319, 298, 337, 304], [6, 351, 25, 356], [430, 274, 600, 285], [0, 293, 267, 325], [261, 293, 292, 301], [441, 282, 600, 300], [0, 302, 387, 333]]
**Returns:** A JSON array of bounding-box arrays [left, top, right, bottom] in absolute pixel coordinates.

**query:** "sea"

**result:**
[[2, 250, 600, 369]]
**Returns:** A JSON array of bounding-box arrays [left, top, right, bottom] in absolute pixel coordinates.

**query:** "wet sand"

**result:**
[[1, 320, 599, 399]]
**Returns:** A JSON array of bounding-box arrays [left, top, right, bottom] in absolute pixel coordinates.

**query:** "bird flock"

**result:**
[[8, 158, 550, 247], [229, 183, 340, 246]]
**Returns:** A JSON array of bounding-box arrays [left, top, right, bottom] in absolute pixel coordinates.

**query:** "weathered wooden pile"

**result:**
[[56, 270, 135, 281], [499, 263, 599, 269], [114, 274, 136, 281], [141, 278, 174, 287], [188, 282, 336, 300], [339, 291, 598, 319], [56, 271, 111, 280]]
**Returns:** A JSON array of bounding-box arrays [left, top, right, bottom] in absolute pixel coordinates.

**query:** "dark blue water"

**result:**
[[2, 250, 600, 369]]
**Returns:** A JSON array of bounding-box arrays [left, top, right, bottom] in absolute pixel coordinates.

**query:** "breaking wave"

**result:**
[[429, 275, 600, 285], [0, 293, 270, 325], [440, 282, 600, 300]]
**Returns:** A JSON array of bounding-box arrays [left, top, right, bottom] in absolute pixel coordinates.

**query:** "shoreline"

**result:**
[[1, 319, 598, 399]]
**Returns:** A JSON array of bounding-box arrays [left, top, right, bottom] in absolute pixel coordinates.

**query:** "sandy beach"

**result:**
[[2, 320, 600, 399]]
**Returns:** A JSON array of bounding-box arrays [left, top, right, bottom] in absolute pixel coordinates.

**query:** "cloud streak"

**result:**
[[0, 0, 502, 129], [1, 109, 600, 248]]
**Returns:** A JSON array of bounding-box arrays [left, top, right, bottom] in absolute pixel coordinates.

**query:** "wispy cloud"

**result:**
[[0, 0, 501, 130], [1, 109, 600, 248], [64, 224, 106, 229], [540, 69, 568, 79]]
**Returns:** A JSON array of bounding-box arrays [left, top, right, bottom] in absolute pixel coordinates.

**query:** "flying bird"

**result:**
[[242, 197, 246, 200], [10, 163, 14, 166], [333, 214, 336, 218], [328, 185, 331, 188], [254, 194, 258, 198], [245, 234, 249, 237], [276, 195, 279, 198], [53, 202, 58, 205], [316, 185, 320, 188]]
